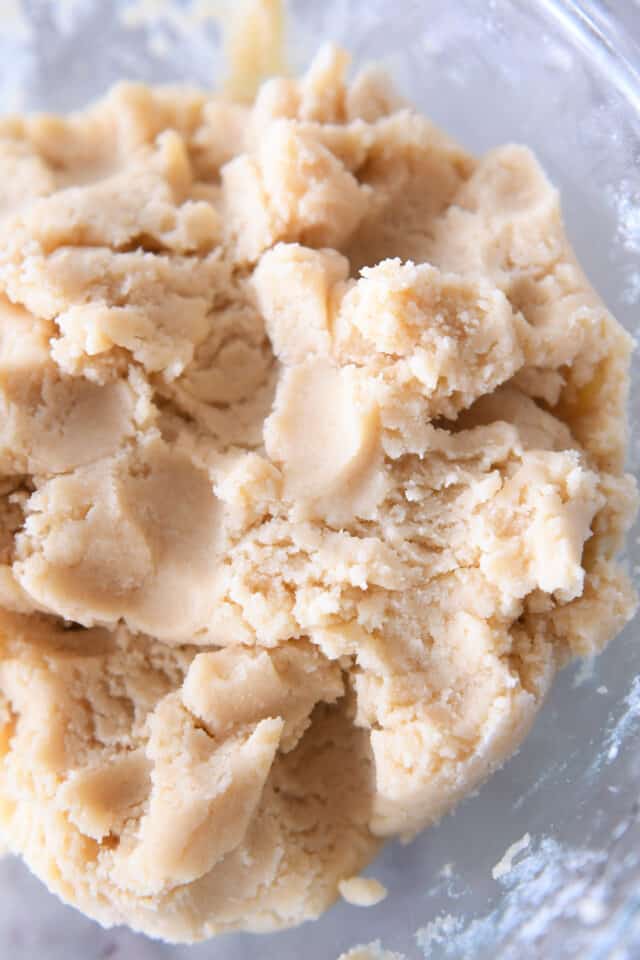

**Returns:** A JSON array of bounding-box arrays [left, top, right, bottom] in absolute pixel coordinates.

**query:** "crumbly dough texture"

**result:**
[[0, 45, 636, 941]]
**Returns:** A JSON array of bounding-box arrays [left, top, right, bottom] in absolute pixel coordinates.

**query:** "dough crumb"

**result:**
[[339, 876, 388, 907], [337, 942, 406, 960]]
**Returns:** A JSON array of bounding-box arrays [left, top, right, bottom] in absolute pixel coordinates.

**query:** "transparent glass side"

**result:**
[[0, 2, 637, 958]]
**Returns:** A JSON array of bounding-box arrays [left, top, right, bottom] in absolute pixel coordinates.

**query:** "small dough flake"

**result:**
[[339, 876, 388, 907], [338, 943, 406, 960], [0, 34, 635, 945]]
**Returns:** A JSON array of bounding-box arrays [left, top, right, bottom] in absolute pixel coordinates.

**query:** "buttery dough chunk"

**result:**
[[14, 435, 223, 640], [0, 41, 636, 943]]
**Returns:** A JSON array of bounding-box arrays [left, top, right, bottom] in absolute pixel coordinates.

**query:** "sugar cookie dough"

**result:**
[[339, 875, 387, 907], [0, 44, 636, 943], [338, 944, 406, 960]]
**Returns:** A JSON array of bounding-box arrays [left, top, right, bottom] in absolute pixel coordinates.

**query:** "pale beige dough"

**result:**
[[337, 945, 406, 960], [0, 43, 636, 942], [339, 875, 388, 907]]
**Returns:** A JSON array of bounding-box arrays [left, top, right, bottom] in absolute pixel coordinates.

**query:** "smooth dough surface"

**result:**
[[0, 44, 636, 942]]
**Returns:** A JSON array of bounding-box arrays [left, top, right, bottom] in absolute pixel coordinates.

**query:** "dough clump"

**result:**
[[0, 45, 636, 941]]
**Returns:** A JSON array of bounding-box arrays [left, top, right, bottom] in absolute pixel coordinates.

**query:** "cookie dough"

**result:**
[[338, 944, 405, 960], [0, 44, 636, 942], [339, 876, 388, 907]]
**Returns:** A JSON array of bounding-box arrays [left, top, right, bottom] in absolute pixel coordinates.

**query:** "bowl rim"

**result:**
[[541, 0, 640, 114]]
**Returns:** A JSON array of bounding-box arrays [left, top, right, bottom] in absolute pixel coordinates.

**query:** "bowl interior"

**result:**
[[0, 2, 638, 958]]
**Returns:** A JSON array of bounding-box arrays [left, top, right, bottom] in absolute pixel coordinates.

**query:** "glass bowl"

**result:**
[[0, 2, 637, 958]]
